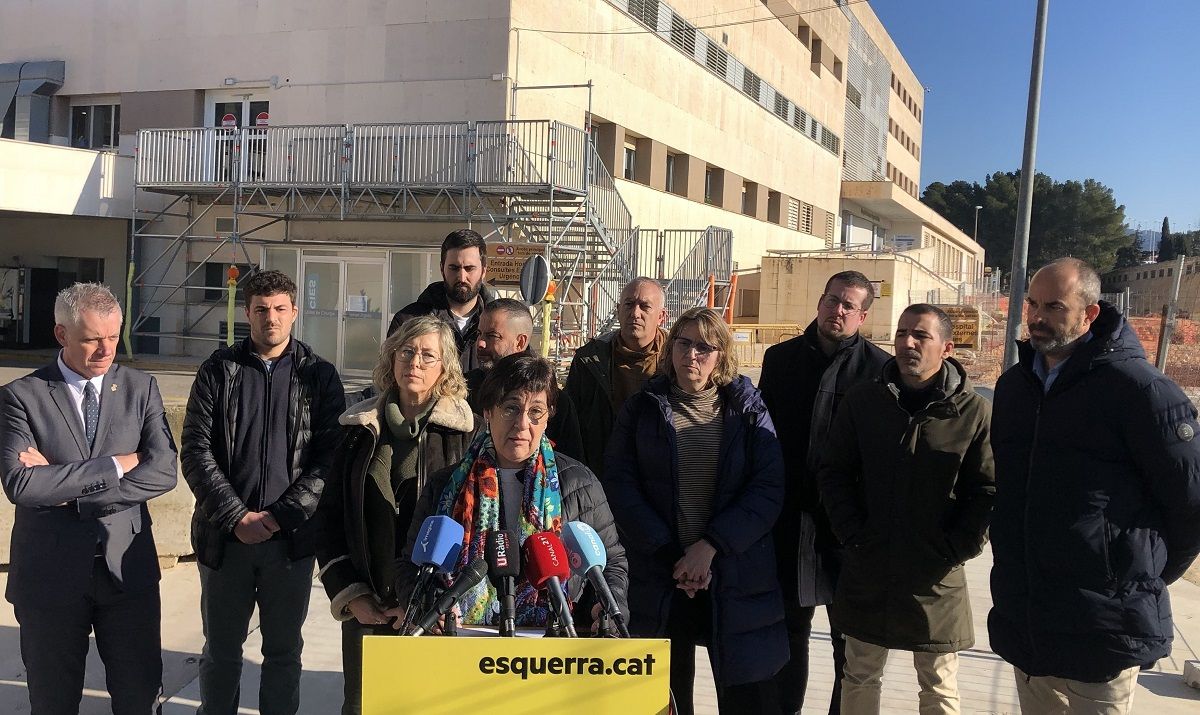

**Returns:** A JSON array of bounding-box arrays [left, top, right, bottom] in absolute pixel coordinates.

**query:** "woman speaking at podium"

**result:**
[[398, 354, 628, 632], [316, 317, 477, 715], [603, 307, 788, 714]]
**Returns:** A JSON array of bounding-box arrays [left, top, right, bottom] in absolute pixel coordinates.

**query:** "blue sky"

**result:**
[[869, 0, 1200, 233]]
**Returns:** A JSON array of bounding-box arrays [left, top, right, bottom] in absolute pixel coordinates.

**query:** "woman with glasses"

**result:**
[[316, 315, 476, 715], [397, 352, 628, 635], [604, 307, 788, 714]]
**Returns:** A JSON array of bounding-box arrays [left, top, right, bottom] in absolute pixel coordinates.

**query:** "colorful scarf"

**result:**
[[435, 428, 564, 627]]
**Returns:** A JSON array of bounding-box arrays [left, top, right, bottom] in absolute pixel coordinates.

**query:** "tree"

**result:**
[[921, 171, 1129, 273], [1113, 232, 1143, 269], [1159, 217, 1178, 261]]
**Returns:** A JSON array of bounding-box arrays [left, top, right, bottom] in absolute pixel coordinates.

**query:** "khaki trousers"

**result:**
[[840, 635, 960, 714], [1014, 666, 1139, 714]]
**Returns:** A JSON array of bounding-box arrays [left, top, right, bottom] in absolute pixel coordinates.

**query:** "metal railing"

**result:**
[[137, 120, 589, 193], [585, 141, 632, 253], [586, 228, 641, 335], [663, 227, 734, 318]]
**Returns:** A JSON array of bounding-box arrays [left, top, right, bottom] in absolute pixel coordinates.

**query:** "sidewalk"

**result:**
[[1, 544, 1197, 713]]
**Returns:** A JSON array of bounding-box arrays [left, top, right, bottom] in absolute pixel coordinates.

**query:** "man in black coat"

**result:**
[[758, 270, 889, 714], [990, 258, 1200, 713], [465, 297, 584, 460], [181, 270, 345, 715], [387, 228, 497, 374]]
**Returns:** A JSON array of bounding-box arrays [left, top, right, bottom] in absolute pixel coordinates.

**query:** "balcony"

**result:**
[[0, 138, 132, 218]]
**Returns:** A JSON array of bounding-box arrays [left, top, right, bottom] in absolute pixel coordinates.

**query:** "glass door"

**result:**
[[299, 256, 387, 376], [205, 91, 270, 181]]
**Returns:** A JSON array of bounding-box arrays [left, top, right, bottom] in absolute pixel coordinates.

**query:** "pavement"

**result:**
[[1, 355, 1199, 712]]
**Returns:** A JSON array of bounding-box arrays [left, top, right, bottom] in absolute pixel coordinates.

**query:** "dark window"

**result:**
[[70, 104, 120, 149], [742, 68, 761, 100], [669, 15, 696, 55], [204, 263, 249, 302], [705, 43, 728, 76]]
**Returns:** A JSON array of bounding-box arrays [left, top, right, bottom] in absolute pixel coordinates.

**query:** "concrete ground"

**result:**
[[1, 355, 1199, 712]]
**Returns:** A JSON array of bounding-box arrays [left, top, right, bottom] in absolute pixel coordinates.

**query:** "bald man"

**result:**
[[989, 257, 1200, 713], [466, 298, 583, 460], [565, 277, 667, 477]]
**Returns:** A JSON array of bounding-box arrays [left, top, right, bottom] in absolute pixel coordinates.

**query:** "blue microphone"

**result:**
[[403, 516, 464, 632], [562, 521, 629, 637]]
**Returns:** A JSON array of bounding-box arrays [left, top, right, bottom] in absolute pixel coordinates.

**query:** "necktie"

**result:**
[[83, 382, 99, 450]]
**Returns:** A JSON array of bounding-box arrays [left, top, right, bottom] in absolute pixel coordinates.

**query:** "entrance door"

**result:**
[[299, 258, 386, 375], [205, 91, 270, 181]]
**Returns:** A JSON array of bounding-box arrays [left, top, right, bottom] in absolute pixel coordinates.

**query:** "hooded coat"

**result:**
[[602, 374, 788, 686], [989, 302, 1200, 682], [819, 358, 994, 652], [387, 281, 498, 374]]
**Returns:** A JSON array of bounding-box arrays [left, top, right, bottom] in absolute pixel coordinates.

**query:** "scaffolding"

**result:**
[[130, 119, 731, 366]]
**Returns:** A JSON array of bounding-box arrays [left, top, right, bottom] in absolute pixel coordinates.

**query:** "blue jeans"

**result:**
[[197, 539, 314, 715]]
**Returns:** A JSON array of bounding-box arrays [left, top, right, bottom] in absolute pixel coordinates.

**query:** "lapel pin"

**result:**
[[111, 384, 118, 392]]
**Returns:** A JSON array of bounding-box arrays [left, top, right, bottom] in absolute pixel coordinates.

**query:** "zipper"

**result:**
[[1100, 514, 1114, 583], [260, 358, 272, 511]]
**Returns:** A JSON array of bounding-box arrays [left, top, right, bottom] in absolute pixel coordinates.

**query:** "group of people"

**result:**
[[1, 225, 1199, 715]]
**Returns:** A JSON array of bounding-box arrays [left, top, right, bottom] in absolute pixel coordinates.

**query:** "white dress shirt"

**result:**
[[57, 352, 124, 479]]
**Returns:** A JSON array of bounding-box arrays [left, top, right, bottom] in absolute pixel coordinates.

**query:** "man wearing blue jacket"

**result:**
[[990, 257, 1200, 713]]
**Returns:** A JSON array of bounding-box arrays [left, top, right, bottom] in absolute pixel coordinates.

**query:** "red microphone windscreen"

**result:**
[[521, 531, 571, 588]]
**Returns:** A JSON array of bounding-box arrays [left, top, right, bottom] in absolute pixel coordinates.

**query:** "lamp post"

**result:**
[[973, 205, 982, 242]]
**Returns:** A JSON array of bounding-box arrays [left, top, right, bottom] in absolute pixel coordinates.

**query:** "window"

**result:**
[[705, 42, 728, 76], [623, 145, 637, 181], [846, 83, 862, 109], [665, 154, 677, 193], [774, 92, 789, 121], [70, 104, 120, 149], [704, 168, 715, 205], [202, 263, 250, 302], [742, 68, 762, 101], [669, 14, 696, 55], [630, 0, 659, 28]]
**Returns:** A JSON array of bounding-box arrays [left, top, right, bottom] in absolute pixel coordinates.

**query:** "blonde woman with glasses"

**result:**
[[603, 307, 788, 714], [316, 315, 476, 715]]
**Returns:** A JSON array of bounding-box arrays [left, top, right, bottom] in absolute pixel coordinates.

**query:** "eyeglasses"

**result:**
[[396, 348, 442, 367], [496, 403, 550, 425], [673, 337, 720, 357], [819, 294, 864, 316]]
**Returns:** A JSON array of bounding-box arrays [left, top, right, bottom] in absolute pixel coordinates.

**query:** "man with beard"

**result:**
[[758, 270, 889, 714], [566, 277, 667, 477], [819, 304, 994, 714], [990, 258, 1200, 713], [388, 229, 497, 373], [466, 297, 583, 459]]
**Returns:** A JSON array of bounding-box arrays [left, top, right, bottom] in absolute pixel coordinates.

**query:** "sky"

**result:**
[[868, 0, 1200, 234]]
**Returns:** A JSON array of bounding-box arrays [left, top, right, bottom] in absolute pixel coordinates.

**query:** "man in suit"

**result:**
[[0, 282, 178, 715]]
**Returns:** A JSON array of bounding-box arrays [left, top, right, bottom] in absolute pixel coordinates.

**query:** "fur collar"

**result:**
[[339, 393, 474, 434]]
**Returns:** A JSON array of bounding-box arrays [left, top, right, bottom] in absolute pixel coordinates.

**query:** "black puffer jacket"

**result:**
[[316, 395, 476, 620], [989, 303, 1200, 681], [387, 281, 498, 374], [181, 338, 344, 568], [395, 453, 630, 625]]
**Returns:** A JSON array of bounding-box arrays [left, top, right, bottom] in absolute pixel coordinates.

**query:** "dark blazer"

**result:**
[[990, 303, 1200, 682], [1, 362, 178, 605], [603, 374, 788, 686]]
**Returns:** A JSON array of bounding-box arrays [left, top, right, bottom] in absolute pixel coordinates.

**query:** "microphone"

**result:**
[[403, 516, 465, 632], [521, 531, 577, 638], [486, 530, 520, 637], [562, 521, 630, 637], [408, 558, 488, 636]]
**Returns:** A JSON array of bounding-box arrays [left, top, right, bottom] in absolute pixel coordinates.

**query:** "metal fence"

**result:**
[[350, 122, 469, 187]]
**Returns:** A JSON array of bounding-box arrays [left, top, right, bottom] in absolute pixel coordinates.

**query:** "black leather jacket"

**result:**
[[181, 337, 344, 568]]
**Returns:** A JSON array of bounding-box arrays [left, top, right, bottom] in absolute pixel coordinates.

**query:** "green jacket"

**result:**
[[818, 358, 995, 652]]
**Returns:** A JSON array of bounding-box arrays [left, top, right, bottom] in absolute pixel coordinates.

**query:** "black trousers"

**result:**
[[15, 556, 162, 715], [340, 618, 401, 715], [666, 589, 780, 715], [775, 601, 846, 714]]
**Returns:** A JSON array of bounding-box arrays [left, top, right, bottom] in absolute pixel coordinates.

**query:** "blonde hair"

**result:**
[[373, 316, 467, 400], [661, 307, 738, 388]]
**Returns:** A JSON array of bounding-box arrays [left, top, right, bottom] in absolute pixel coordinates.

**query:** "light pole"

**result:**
[[973, 205, 982, 243]]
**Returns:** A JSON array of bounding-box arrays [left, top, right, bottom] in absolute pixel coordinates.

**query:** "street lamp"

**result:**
[[973, 205, 983, 242]]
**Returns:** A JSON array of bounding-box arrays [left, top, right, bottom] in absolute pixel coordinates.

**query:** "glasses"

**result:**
[[673, 337, 720, 357], [396, 348, 442, 367], [819, 294, 864, 316], [496, 403, 550, 425]]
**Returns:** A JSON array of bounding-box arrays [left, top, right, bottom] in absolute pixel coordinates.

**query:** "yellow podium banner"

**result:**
[[362, 636, 671, 714]]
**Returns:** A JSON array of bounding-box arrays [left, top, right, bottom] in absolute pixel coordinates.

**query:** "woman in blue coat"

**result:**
[[603, 307, 788, 714]]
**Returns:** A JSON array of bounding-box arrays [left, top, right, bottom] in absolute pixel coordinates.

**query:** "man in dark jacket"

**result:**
[[181, 270, 345, 715], [758, 270, 889, 714], [466, 298, 584, 460], [990, 258, 1200, 713], [819, 304, 995, 714], [564, 277, 666, 476], [387, 228, 497, 373]]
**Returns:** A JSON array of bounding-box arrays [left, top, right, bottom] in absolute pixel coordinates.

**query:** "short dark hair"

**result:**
[[823, 270, 875, 311], [901, 303, 953, 342], [476, 353, 558, 412], [440, 228, 488, 268], [242, 269, 297, 306], [484, 298, 534, 332]]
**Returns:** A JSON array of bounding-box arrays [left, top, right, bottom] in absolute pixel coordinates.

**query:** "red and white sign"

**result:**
[[221, 113, 237, 127], [255, 111, 270, 126]]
